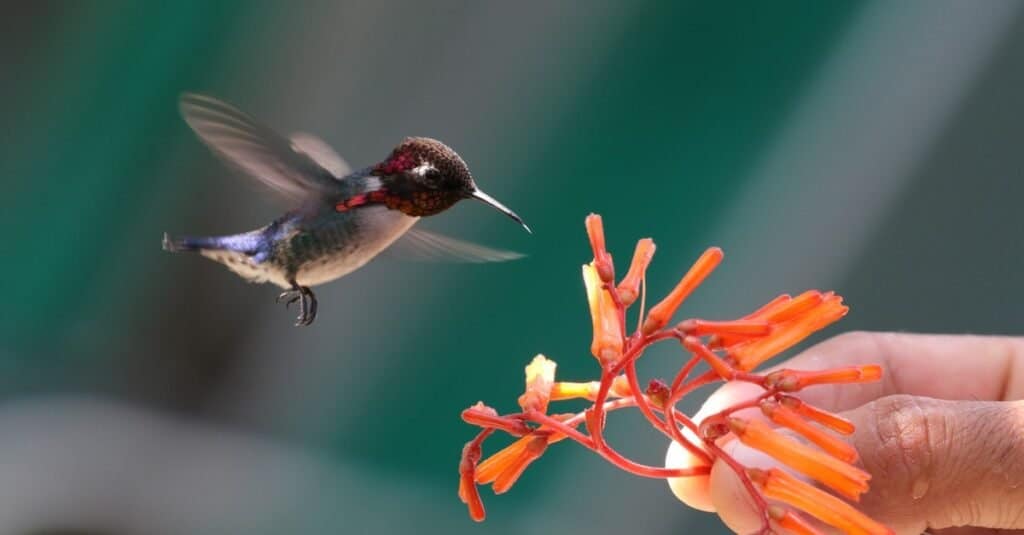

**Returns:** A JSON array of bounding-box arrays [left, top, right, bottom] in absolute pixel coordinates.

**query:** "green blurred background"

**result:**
[[1, 1, 1022, 533]]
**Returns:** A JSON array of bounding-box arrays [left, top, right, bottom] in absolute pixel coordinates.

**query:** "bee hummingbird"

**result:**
[[163, 93, 530, 326]]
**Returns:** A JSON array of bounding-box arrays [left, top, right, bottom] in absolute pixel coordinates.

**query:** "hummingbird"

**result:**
[[163, 93, 530, 326]]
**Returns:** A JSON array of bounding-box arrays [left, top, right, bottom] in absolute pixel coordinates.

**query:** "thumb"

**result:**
[[709, 395, 1024, 534], [846, 395, 1024, 533]]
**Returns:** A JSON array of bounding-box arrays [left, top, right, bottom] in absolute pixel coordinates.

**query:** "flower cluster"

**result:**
[[457, 214, 892, 535]]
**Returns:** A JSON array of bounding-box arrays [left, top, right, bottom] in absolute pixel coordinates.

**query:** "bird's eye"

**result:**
[[424, 168, 442, 182]]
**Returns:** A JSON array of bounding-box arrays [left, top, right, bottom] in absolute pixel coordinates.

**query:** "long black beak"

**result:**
[[471, 189, 532, 234]]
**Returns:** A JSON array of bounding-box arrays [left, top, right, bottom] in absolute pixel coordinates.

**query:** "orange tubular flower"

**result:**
[[682, 335, 738, 380], [751, 469, 894, 535], [459, 438, 487, 521], [729, 293, 848, 371], [475, 434, 550, 494], [678, 318, 772, 338], [761, 400, 859, 463], [455, 213, 890, 533], [779, 394, 856, 435], [745, 293, 794, 318], [709, 293, 804, 349], [616, 238, 656, 306], [757, 290, 826, 323], [583, 263, 624, 366], [766, 365, 883, 392], [642, 247, 723, 335], [585, 214, 615, 283], [729, 418, 869, 501], [768, 505, 824, 535]]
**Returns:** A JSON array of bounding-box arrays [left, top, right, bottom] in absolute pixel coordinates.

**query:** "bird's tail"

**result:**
[[162, 233, 217, 253], [162, 230, 267, 256], [163, 230, 274, 284]]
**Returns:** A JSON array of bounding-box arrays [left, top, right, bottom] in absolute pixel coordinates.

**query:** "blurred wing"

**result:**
[[180, 93, 344, 199], [389, 228, 525, 263], [289, 132, 352, 177]]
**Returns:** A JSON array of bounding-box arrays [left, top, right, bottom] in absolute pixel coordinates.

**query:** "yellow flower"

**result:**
[[518, 355, 557, 413]]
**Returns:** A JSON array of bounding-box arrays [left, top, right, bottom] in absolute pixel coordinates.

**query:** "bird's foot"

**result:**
[[277, 285, 317, 326]]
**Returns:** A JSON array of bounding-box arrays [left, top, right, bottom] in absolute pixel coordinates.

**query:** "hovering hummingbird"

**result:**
[[163, 93, 530, 326]]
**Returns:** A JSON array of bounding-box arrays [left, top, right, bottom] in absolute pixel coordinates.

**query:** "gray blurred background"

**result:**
[[0, 1, 1022, 533]]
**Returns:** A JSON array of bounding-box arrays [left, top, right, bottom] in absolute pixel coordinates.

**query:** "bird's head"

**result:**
[[373, 137, 530, 232]]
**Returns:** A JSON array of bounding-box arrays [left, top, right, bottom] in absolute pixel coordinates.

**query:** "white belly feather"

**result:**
[[294, 206, 419, 287]]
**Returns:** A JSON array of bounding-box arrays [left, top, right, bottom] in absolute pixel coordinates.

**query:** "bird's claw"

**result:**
[[276, 291, 301, 308], [278, 285, 318, 326]]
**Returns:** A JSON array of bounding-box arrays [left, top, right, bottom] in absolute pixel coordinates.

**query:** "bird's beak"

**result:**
[[471, 189, 532, 234]]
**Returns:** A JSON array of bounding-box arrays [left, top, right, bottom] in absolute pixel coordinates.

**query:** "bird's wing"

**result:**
[[388, 228, 524, 263], [179, 93, 347, 200], [289, 131, 352, 177]]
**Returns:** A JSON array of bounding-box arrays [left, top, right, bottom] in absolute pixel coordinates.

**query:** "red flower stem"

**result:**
[[524, 410, 594, 448], [587, 330, 682, 451], [591, 372, 612, 450], [624, 360, 667, 428], [671, 407, 703, 434], [561, 396, 698, 439], [669, 354, 701, 393], [579, 321, 733, 482], [590, 368, 710, 476], [619, 328, 712, 465], [706, 391, 774, 421], [674, 369, 721, 400], [609, 330, 680, 376], [664, 356, 709, 459], [560, 397, 637, 427], [599, 437, 710, 479], [468, 428, 494, 451], [732, 371, 766, 384], [664, 410, 713, 465], [624, 360, 712, 465], [665, 405, 703, 440], [565, 395, 704, 464], [704, 438, 772, 533], [525, 409, 708, 479]]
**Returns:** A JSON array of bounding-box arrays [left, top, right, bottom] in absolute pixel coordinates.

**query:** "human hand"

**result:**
[[668, 331, 1024, 534]]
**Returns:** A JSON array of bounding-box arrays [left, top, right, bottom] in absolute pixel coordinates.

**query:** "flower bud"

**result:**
[[616, 238, 655, 306], [585, 214, 615, 283], [642, 247, 723, 335], [583, 263, 624, 366]]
